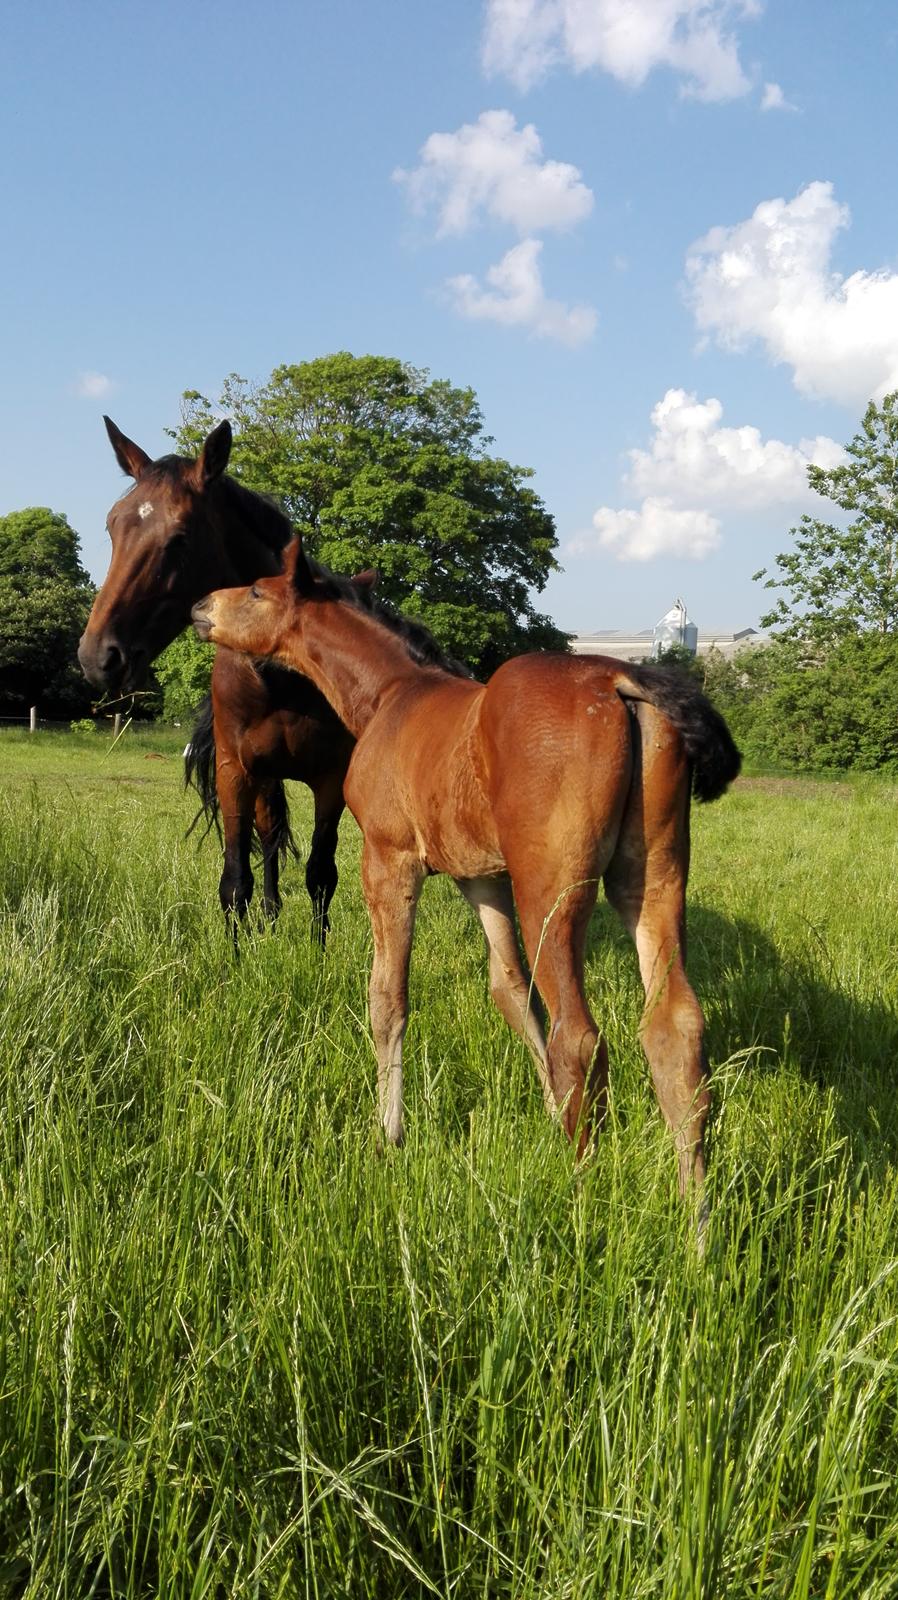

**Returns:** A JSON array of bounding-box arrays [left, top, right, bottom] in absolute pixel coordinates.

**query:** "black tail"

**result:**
[[184, 695, 298, 860], [185, 695, 220, 844], [615, 663, 741, 803]]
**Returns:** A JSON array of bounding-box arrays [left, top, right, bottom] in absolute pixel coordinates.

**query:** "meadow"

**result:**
[[1, 726, 897, 1598]]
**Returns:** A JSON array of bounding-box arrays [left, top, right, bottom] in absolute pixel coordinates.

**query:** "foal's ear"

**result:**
[[351, 568, 379, 594], [195, 419, 232, 487], [104, 416, 152, 480], [284, 536, 315, 596]]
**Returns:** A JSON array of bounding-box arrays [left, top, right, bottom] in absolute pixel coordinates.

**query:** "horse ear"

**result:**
[[195, 419, 232, 486], [351, 568, 379, 594], [104, 416, 152, 480], [284, 537, 315, 596]]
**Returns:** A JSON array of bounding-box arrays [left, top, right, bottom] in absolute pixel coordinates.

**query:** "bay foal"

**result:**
[[193, 540, 740, 1193]]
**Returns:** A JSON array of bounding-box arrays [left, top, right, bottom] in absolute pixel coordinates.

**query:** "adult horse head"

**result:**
[[78, 416, 285, 693]]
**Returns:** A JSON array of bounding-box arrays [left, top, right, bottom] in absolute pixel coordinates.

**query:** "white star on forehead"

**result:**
[[138, 501, 154, 520]]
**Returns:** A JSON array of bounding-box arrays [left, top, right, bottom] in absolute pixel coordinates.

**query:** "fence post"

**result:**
[[29, 706, 37, 733], [113, 712, 122, 739]]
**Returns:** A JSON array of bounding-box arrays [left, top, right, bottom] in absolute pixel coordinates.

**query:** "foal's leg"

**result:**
[[254, 782, 287, 922], [455, 875, 553, 1113], [361, 842, 424, 1147], [512, 873, 607, 1154], [305, 775, 346, 946], [603, 707, 709, 1196]]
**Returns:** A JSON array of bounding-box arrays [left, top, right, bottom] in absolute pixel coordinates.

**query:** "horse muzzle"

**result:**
[[191, 598, 214, 642], [77, 630, 148, 693]]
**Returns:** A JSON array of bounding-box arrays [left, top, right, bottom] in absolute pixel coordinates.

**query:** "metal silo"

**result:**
[[652, 599, 698, 657]]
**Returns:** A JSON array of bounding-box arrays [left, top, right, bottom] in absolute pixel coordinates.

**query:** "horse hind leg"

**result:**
[[512, 868, 609, 1156], [305, 776, 345, 947], [456, 875, 553, 1114], [603, 708, 709, 1198], [254, 782, 292, 922]]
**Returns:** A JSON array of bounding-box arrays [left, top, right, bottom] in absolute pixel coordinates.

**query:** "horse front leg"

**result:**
[[361, 841, 424, 1148], [216, 755, 257, 945], [305, 775, 345, 947]]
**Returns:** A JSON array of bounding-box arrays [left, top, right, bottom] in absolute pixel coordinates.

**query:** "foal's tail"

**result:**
[[614, 664, 741, 802], [184, 695, 298, 861]]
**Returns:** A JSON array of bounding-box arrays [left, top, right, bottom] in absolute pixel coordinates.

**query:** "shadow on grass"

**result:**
[[585, 898, 898, 1178]]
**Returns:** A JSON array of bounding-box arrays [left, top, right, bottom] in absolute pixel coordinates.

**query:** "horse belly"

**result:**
[[409, 727, 505, 876]]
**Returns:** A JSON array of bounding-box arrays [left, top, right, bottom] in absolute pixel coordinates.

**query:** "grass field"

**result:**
[[1, 726, 897, 1598]]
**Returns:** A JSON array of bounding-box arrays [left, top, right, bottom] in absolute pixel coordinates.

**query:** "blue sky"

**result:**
[[2, 0, 897, 633]]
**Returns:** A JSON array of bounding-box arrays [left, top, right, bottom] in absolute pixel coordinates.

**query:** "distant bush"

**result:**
[[702, 634, 898, 773], [69, 718, 97, 734]]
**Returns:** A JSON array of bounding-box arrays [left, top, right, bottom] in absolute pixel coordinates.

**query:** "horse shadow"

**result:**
[[584, 899, 898, 1179]]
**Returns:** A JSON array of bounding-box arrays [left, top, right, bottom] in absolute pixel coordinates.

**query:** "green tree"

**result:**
[[755, 392, 898, 642], [154, 631, 215, 722], [643, 642, 705, 681], [0, 508, 94, 716], [174, 354, 568, 675]]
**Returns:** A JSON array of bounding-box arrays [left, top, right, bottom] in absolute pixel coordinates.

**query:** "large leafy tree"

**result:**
[[174, 354, 568, 674], [0, 508, 94, 716], [755, 392, 898, 642]]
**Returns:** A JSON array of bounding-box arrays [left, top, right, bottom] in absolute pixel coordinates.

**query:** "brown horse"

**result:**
[[192, 539, 741, 1193], [78, 417, 463, 937]]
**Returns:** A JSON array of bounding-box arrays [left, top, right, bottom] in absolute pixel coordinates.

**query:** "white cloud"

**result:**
[[576, 498, 722, 562], [685, 181, 898, 405], [570, 388, 844, 563], [446, 238, 597, 345], [760, 81, 797, 112], [482, 0, 759, 102], [626, 388, 843, 509], [75, 371, 114, 399], [394, 109, 593, 237]]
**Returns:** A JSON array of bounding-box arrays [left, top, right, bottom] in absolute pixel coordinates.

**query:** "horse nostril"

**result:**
[[100, 641, 124, 676]]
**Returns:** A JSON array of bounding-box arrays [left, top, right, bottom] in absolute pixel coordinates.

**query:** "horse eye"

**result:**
[[250, 584, 261, 599]]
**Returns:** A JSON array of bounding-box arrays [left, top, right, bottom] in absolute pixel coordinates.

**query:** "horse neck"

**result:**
[[289, 603, 427, 737]]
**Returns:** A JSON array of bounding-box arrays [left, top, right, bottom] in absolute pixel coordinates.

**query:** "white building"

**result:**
[[571, 599, 763, 663]]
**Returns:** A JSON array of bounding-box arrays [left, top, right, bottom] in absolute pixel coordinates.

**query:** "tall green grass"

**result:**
[[1, 731, 897, 1597]]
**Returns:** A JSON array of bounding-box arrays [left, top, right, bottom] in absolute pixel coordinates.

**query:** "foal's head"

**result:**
[[190, 539, 373, 665], [193, 538, 470, 679]]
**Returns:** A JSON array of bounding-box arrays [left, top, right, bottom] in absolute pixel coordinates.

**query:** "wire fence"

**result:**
[[0, 715, 189, 737]]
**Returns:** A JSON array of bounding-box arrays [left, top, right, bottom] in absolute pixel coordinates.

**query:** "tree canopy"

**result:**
[[0, 508, 94, 716], [755, 392, 898, 643], [154, 632, 215, 723], [174, 353, 568, 675]]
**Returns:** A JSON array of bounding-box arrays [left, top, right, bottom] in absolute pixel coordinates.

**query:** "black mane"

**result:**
[[136, 456, 294, 559], [311, 564, 472, 680], [218, 474, 293, 556]]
